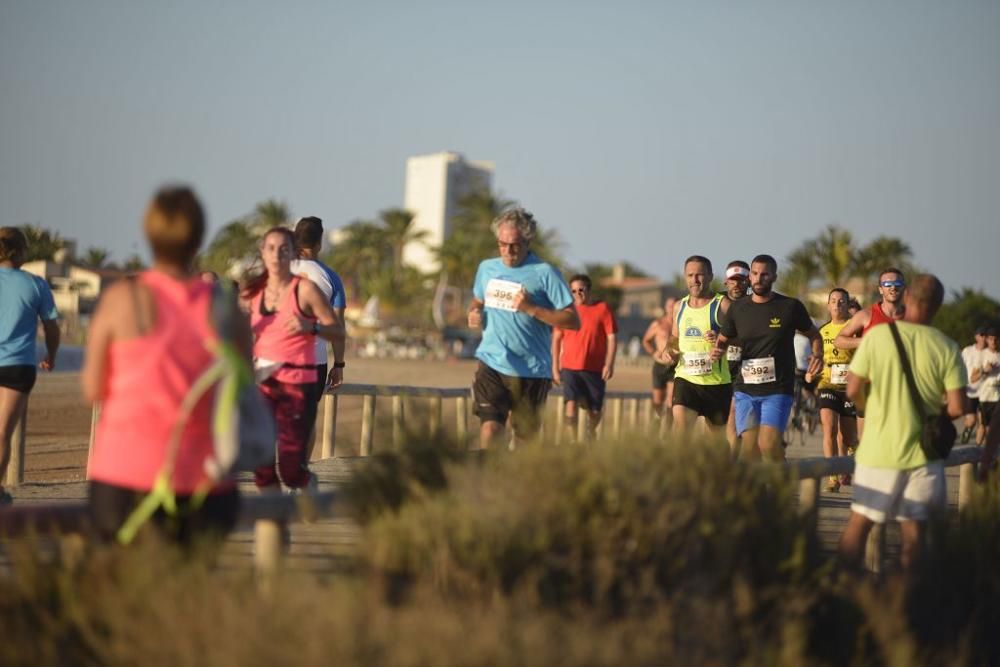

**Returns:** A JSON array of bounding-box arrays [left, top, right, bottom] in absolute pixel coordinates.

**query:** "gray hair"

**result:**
[[491, 207, 537, 243]]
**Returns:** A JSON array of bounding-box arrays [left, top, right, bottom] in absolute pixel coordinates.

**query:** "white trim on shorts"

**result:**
[[850, 461, 945, 524]]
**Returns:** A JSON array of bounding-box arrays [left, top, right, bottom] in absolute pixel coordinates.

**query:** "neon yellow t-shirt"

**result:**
[[818, 320, 853, 390], [849, 321, 966, 470]]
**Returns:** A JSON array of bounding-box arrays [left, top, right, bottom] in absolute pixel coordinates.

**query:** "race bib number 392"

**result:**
[[484, 279, 522, 312], [741, 357, 776, 384]]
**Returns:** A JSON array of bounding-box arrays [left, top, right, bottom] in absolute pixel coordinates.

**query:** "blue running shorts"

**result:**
[[733, 392, 794, 435]]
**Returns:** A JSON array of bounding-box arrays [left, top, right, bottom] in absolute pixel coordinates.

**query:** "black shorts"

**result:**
[[473, 362, 551, 437], [672, 377, 732, 426], [0, 365, 37, 393], [818, 388, 857, 417], [89, 480, 240, 546], [652, 361, 676, 390], [980, 401, 998, 428], [314, 363, 328, 404], [968, 397, 980, 413], [560, 369, 606, 411]]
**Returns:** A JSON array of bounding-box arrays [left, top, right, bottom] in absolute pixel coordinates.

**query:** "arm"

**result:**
[[945, 387, 968, 420], [295, 281, 348, 389], [802, 326, 824, 378], [641, 322, 658, 356], [834, 310, 868, 351], [980, 408, 1000, 481], [513, 287, 579, 329], [551, 328, 563, 385], [846, 372, 868, 412], [603, 333, 617, 381], [81, 285, 123, 404], [39, 319, 60, 371], [709, 332, 731, 363]]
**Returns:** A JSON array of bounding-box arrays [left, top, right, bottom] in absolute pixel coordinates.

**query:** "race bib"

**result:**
[[727, 345, 742, 362], [683, 351, 713, 376], [830, 363, 849, 385], [741, 357, 776, 384], [484, 279, 522, 312]]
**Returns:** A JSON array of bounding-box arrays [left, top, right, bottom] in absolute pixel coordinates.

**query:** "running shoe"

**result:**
[[826, 476, 840, 492]]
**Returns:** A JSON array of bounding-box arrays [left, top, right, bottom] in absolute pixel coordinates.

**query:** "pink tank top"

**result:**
[[250, 276, 317, 384], [88, 271, 225, 494]]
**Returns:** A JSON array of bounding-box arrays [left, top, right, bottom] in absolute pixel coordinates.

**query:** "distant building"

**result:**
[[402, 151, 494, 273], [600, 263, 684, 358]]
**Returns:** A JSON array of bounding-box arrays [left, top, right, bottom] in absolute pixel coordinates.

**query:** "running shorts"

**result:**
[[980, 401, 998, 428], [652, 361, 676, 390], [0, 365, 37, 394], [672, 377, 732, 426], [560, 369, 606, 411], [850, 462, 945, 523], [473, 362, 551, 438], [818, 388, 857, 418], [733, 392, 794, 436]]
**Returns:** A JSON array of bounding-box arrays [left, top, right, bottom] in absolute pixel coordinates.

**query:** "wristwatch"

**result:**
[[311, 321, 320, 335], [333, 361, 346, 369]]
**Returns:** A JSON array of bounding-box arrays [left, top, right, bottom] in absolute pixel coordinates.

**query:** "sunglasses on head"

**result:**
[[880, 280, 905, 288]]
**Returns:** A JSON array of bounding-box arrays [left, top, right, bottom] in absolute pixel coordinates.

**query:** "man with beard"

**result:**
[[655, 256, 733, 436], [720, 260, 750, 452], [710, 254, 822, 461]]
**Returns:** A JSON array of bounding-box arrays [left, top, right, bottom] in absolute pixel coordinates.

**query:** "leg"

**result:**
[[739, 426, 761, 461], [820, 408, 838, 457], [274, 383, 316, 489], [838, 511, 876, 570], [0, 387, 30, 492], [563, 399, 579, 442], [671, 404, 700, 437], [898, 520, 927, 572], [479, 420, 505, 449], [757, 425, 785, 462], [586, 409, 602, 439], [651, 388, 666, 417], [726, 397, 738, 454]]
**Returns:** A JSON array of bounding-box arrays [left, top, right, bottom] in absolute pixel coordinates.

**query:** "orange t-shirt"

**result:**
[[558, 301, 618, 372]]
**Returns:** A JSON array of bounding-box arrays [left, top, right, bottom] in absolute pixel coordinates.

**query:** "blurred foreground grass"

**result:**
[[3, 436, 999, 666]]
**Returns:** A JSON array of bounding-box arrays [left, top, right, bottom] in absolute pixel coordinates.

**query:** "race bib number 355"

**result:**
[[683, 351, 713, 376], [484, 279, 522, 312], [741, 357, 776, 384]]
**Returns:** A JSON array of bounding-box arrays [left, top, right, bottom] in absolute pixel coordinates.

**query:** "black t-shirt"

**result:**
[[719, 293, 814, 396]]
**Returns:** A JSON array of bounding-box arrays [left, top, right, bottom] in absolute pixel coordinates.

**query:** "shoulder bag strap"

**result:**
[[887, 321, 926, 420]]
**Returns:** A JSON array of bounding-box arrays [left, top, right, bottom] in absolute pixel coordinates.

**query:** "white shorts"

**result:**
[[850, 462, 946, 523]]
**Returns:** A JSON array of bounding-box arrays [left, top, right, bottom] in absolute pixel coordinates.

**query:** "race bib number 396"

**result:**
[[741, 357, 776, 384], [484, 279, 522, 312]]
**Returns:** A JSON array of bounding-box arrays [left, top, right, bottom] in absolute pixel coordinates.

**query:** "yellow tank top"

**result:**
[[818, 320, 853, 390], [675, 294, 731, 385]]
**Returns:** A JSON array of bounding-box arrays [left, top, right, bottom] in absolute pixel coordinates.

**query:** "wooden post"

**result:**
[[576, 409, 587, 442], [5, 410, 26, 488], [627, 398, 639, 433], [392, 395, 404, 448], [456, 395, 469, 444], [641, 399, 653, 434], [88, 402, 101, 462], [611, 398, 623, 439], [254, 519, 284, 585], [554, 395, 565, 444], [360, 395, 376, 456], [797, 477, 819, 534], [864, 524, 885, 575], [320, 394, 338, 459], [429, 395, 442, 434], [958, 462, 974, 510]]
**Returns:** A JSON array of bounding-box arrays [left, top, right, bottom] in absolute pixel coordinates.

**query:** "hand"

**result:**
[[654, 348, 675, 365], [807, 356, 823, 379], [552, 367, 561, 386], [709, 346, 723, 363], [39, 356, 55, 371], [602, 364, 614, 381], [703, 330, 718, 344], [467, 306, 483, 329], [512, 287, 533, 314], [326, 366, 344, 391]]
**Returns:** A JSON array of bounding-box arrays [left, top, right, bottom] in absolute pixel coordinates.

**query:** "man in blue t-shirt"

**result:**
[[467, 208, 578, 449], [290, 216, 347, 398]]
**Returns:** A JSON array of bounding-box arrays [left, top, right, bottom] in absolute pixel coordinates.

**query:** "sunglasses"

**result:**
[[880, 280, 905, 288]]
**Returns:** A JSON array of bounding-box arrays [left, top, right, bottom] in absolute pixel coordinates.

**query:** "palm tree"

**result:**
[[21, 225, 64, 262], [199, 219, 261, 278], [253, 200, 290, 230], [853, 236, 915, 298], [82, 247, 111, 269], [122, 254, 146, 273], [326, 220, 387, 299], [378, 208, 427, 273]]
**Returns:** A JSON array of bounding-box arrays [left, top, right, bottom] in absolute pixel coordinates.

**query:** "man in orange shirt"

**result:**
[[552, 274, 618, 441]]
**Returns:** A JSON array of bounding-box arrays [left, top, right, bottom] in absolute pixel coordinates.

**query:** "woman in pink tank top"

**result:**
[[82, 186, 250, 546], [240, 227, 346, 492]]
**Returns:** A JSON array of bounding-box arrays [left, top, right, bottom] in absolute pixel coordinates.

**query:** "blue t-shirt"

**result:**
[[0, 268, 59, 366], [319, 262, 347, 309], [473, 253, 573, 378]]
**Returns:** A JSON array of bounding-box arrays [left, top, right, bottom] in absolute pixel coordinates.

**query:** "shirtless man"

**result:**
[[643, 296, 678, 424]]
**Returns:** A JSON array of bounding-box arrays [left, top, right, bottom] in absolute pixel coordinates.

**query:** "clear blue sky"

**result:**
[[2, 1, 998, 298]]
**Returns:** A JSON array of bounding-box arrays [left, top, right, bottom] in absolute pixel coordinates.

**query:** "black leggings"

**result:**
[[89, 481, 240, 547]]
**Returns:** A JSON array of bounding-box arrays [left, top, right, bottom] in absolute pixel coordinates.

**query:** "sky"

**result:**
[[2, 1, 998, 298]]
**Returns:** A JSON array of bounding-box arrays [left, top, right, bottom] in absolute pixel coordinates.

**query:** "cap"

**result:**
[[984, 326, 999, 337], [976, 325, 989, 335], [725, 266, 750, 279]]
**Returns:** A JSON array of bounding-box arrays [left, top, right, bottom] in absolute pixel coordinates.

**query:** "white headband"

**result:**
[[726, 266, 749, 279]]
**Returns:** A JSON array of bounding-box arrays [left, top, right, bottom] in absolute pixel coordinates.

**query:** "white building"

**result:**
[[402, 151, 494, 273]]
